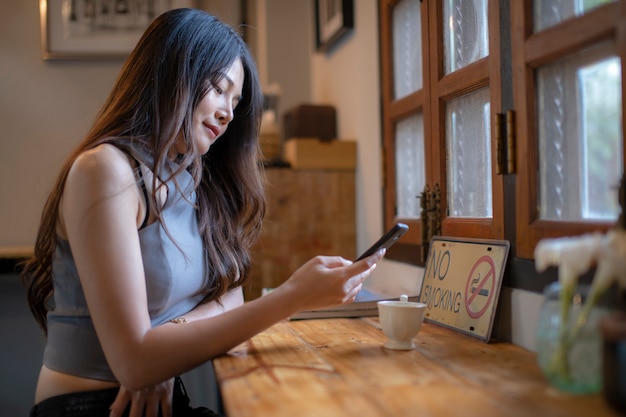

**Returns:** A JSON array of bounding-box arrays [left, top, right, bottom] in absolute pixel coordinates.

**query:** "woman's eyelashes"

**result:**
[[210, 79, 241, 111]]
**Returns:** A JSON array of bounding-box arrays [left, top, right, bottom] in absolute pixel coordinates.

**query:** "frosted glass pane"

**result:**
[[537, 45, 622, 221], [443, 0, 488, 74], [446, 88, 492, 218], [534, 0, 615, 32], [395, 113, 426, 218], [393, 0, 422, 99]]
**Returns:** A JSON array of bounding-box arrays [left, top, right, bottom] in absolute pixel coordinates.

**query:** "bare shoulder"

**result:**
[[67, 144, 135, 196], [59, 144, 141, 238]]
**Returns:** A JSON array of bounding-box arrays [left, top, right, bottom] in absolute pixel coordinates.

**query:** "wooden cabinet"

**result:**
[[244, 168, 356, 300]]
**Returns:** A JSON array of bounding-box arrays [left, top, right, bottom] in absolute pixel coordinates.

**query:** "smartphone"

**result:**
[[355, 223, 409, 261]]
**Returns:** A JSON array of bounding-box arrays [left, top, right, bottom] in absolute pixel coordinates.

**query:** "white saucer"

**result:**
[[384, 340, 416, 350]]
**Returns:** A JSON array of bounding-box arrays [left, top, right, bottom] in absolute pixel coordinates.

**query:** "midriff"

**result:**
[[34, 365, 120, 404]]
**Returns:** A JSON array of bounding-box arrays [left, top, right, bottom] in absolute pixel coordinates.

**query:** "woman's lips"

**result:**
[[205, 123, 220, 139]]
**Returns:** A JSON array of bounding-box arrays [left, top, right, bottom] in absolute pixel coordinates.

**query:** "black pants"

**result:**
[[29, 377, 224, 417]]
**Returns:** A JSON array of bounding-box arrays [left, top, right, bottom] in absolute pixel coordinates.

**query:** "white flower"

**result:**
[[534, 233, 603, 288], [591, 229, 626, 292]]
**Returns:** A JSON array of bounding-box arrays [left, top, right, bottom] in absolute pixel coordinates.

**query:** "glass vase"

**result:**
[[601, 311, 626, 413], [535, 282, 610, 394]]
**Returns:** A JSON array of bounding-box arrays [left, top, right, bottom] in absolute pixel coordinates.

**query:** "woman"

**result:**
[[21, 8, 382, 417]]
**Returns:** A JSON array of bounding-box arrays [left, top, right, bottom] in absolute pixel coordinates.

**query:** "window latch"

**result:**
[[419, 183, 441, 263]]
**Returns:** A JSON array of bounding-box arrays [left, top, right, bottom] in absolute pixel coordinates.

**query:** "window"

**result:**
[[380, 0, 624, 273], [380, 0, 505, 265], [380, 0, 429, 262], [512, 0, 623, 258]]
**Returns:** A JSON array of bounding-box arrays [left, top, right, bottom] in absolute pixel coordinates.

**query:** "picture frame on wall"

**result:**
[[314, 0, 353, 52], [40, 0, 193, 60]]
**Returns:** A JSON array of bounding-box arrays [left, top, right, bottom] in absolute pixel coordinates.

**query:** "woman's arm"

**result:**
[[174, 288, 244, 323], [110, 254, 376, 391], [62, 144, 381, 391], [108, 290, 242, 417]]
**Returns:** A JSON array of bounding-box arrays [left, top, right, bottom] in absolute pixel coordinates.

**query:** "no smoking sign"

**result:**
[[465, 255, 497, 319], [420, 237, 510, 342]]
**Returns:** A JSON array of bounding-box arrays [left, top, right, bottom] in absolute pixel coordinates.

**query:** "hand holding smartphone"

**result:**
[[355, 223, 409, 261]]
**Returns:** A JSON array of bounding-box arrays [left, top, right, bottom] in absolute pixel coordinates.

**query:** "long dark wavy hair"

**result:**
[[21, 8, 266, 333]]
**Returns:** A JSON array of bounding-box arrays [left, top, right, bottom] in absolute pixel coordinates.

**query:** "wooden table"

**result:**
[[213, 318, 620, 417]]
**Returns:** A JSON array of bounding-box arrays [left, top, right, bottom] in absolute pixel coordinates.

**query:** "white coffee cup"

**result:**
[[377, 294, 427, 350]]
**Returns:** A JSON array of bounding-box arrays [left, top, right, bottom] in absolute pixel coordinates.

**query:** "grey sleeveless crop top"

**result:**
[[43, 162, 210, 381]]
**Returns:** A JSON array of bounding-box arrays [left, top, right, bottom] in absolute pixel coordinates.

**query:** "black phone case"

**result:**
[[355, 223, 409, 261]]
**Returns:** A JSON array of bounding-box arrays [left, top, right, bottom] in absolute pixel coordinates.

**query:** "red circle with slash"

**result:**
[[464, 255, 496, 319]]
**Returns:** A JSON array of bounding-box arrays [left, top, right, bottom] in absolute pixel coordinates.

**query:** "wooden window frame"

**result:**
[[381, 0, 624, 276], [428, 0, 505, 241], [512, 0, 625, 259], [380, 0, 432, 265], [380, 0, 505, 266]]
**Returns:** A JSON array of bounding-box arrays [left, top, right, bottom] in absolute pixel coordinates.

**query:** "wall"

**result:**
[[265, 0, 312, 119], [0, 1, 123, 250]]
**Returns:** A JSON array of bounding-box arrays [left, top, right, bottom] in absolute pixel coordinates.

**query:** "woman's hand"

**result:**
[[281, 249, 384, 312], [109, 378, 174, 417]]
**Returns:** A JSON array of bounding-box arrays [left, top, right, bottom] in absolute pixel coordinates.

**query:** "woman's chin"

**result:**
[[197, 140, 212, 155]]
